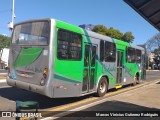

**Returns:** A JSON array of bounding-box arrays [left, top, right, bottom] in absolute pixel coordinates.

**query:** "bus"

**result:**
[[7, 18, 146, 98]]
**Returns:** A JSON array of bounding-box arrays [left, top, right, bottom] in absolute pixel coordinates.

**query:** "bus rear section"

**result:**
[[7, 19, 54, 97]]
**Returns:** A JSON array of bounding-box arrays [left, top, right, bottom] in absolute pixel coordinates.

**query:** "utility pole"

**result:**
[[8, 0, 16, 30], [12, 0, 15, 25]]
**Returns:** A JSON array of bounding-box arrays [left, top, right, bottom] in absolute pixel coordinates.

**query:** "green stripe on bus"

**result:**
[[14, 48, 43, 68], [54, 74, 81, 83], [83, 29, 91, 43]]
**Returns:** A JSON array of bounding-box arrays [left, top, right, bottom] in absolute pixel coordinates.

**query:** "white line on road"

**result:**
[[0, 86, 11, 89]]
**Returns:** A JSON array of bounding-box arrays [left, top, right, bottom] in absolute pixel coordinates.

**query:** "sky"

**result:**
[[0, 0, 159, 45]]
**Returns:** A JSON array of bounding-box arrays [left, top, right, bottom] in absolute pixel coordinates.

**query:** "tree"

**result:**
[[0, 34, 10, 66], [122, 32, 134, 43], [106, 27, 123, 40], [153, 54, 160, 69], [92, 25, 107, 35], [153, 48, 160, 69], [92, 25, 135, 43], [154, 48, 160, 54]]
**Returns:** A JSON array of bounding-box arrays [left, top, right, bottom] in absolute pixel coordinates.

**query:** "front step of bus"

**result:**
[[115, 85, 122, 89]]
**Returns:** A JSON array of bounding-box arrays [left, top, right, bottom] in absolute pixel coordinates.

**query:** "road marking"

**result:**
[[0, 86, 11, 89], [0, 79, 6, 83], [146, 70, 160, 72], [40, 79, 160, 120]]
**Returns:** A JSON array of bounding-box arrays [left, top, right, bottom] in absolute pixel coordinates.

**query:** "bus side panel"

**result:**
[[53, 23, 84, 98], [81, 33, 116, 92], [124, 63, 139, 83], [124, 47, 144, 85]]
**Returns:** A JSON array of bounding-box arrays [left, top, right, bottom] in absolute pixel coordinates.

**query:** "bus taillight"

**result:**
[[40, 67, 48, 86], [44, 68, 48, 74]]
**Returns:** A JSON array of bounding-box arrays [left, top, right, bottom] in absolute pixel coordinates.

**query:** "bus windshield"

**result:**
[[12, 21, 50, 45]]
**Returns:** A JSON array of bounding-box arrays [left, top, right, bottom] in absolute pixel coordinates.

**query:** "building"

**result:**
[[148, 52, 155, 63], [79, 24, 94, 30], [0, 48, 9, 69]]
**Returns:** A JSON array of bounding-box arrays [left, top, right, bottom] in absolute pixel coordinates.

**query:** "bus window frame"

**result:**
[[57, 28, 82, 61], [135, 49, 142, 63], [104, 41, 116, 62], [12, 20, 51, 46], [100, 40, 104, 62], [127, 47, 135, 63]]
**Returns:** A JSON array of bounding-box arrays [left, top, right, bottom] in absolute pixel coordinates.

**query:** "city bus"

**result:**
[[7, 18, 146, 98]]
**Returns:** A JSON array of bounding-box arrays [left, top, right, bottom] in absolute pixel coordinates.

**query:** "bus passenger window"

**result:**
[[100, 40, 104, 61], [91, 46, 96, 66], [135, 49, 141, 63], [84, 45, 90, 66], [105, 41, 116, 62], [57, 29, 82, 60], [127, 47, 135, 63]]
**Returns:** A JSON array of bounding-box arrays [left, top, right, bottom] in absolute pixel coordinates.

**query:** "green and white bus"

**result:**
[[7, 18, 146, 98]]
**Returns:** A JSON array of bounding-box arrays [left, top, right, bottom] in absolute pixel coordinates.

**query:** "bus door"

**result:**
[[116, 50, 124, 84], [82, 43, 97, 93]]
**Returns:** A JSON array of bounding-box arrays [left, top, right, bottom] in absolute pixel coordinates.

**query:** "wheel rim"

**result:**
[[99, 82, 106, 93]]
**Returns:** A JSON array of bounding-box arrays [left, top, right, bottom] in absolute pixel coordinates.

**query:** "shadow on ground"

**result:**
[[0, 87, 93, 109]]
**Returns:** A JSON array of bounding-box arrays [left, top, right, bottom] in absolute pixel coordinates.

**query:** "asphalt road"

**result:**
[[59, 80, 160, 120], [145, 71, 160, 81], [0, 71, 159, 120]]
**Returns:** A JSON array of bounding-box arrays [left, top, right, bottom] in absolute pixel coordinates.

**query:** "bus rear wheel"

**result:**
[[96, 77, 108, 97]]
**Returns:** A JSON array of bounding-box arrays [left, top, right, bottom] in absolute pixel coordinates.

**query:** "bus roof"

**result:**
[[130, 44, 145, 51], [14, 18, 144, 51], [13, 18, 51, 26]]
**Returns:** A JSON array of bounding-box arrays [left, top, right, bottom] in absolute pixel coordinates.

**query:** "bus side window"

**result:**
[[127, 47, 135, 63], [100, 40, 104, 61], [105, 41, 116, 62], [57, 29, 82, 60], [135, 49, 141, 63], [84, 45, 90, 66]]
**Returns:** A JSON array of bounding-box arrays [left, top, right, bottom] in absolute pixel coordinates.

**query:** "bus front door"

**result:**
[[82, 44, 97, 93], [116, 51, 124, 84]]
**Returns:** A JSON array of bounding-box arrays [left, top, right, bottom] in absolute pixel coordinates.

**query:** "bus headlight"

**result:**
[[40, 67, 48, 86]]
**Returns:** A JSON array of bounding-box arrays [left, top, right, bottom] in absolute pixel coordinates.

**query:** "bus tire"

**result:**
[[96, 77, 108, 97]]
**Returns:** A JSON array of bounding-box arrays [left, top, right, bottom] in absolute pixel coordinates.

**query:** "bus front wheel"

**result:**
[[96, 77, 108, 97]]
